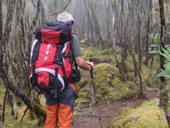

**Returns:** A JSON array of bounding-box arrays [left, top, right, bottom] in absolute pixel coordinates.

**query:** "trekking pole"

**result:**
[[89, 66, 103, 128]]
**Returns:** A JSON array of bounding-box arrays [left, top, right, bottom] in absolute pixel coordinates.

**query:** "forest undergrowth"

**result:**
[[0, 46, 166, 128]]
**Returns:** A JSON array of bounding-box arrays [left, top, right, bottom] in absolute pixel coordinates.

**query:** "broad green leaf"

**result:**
[[163, 74, 170, 78], [159, 51, 170, 61], [148, 50, 159, 54], [161, 46, 170, 56], [156, 71, 166, 78], [150, 44, 158, 47], [165, 45, 170, 53], [156, 71, 170, 78], [165, 63, 170, 70]]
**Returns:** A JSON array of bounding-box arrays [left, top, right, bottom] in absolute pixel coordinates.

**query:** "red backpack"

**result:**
[[30, 21, 80, 97]]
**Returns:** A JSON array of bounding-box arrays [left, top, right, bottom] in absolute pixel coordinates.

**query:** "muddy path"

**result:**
[[73, 86, 159, 128]]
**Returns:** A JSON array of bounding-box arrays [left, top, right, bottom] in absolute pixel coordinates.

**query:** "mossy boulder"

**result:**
[[108, 99, 168, 128], [94, 63, 139, 101], [75, 63, 139, 106], [93, 63, 119, 99]]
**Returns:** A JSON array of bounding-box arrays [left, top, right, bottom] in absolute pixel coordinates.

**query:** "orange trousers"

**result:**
[[44, 83, 76, 128]]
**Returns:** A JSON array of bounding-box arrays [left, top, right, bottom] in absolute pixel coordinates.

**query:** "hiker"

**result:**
[[30, 12, 94, 128]]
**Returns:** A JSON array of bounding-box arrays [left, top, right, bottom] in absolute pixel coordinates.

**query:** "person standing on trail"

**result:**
[[42, 12, 94, 128]]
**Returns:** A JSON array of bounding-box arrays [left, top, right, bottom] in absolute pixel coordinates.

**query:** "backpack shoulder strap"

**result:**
[[70, 35, 78, 69]]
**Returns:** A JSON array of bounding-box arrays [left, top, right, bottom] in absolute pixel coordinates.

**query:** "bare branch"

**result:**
[[31, 0, 36, 8], [50, 0, 72, 16], [29, 0, 41, 31]]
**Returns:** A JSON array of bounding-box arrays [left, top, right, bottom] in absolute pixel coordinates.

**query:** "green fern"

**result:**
[[149, 33, 158, 44], [156, 47, 170, 78], [148, 33, 170, 78], [148, 33, 159, 55]]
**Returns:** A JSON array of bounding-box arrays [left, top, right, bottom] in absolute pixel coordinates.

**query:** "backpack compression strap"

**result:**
[[30, 40, 41, 89], [52, 44, 69, 98]]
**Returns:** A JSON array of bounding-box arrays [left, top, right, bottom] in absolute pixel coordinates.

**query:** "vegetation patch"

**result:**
[[94, 63, 139, 100], [81, 47, 116, 64], [108, 99, 168, 128], [75, 62, 139, 106], [1, 105, 38, 128]]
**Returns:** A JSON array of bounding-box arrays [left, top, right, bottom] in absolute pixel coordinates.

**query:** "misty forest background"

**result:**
[[0, 0, 170, 128]]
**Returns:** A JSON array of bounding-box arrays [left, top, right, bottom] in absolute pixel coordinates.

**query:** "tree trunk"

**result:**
[[130, 36, 144, 98], [0, 0, 46, 122], [0, 0, 2, 41], [144, 0, 152, 65], [158, 0, 170, 126], [137, 1, 143, 71], [0, 69, 46, 118], [120, 0, 128, 81]]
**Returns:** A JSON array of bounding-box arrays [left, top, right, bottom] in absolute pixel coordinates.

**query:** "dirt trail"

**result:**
[[73, 87, 159, 128]]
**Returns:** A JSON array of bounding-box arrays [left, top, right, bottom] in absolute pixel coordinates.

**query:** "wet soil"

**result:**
[[73, 86, 159, 128]]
